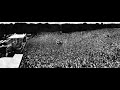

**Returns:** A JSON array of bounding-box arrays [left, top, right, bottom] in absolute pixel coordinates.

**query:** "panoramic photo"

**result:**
[[0, 22, 120, 68]]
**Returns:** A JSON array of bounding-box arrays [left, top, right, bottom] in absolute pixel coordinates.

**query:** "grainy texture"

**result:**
[[19, 31, 120, 68]]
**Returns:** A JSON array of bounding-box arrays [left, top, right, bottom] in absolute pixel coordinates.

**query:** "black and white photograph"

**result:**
[[1, 21, 120, 68]]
